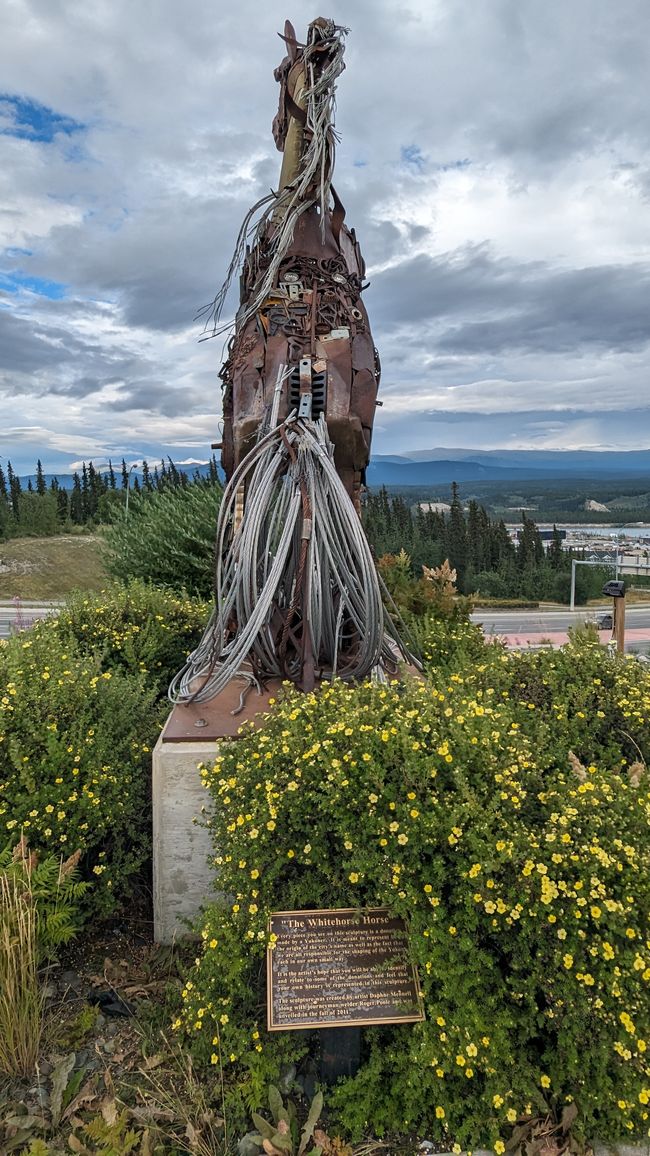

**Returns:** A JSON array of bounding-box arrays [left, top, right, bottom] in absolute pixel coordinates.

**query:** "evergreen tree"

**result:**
[[70, 473, 83, 524], [489, 520, 516, 570], [121, 459, 129, 489], [107, 460, 117, 490], [167, 457, 181, 487], [466, 499, 490, 576], [548, 524, 565, 570], [446, 482, 468, 585], [517, 513, 544, 569], [7, 461, 21, 519], [56, 486, 69, 525], [0, 463, 7, 502], [35, 458, 46, 496], [141, 459, 152, 491], [81, 463, 90, 521]]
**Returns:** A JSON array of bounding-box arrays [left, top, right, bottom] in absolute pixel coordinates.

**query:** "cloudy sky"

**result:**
[[2, 0, 650, 475]]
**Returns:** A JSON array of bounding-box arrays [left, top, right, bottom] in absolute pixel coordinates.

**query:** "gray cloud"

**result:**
[[1, 0, 650, 469]]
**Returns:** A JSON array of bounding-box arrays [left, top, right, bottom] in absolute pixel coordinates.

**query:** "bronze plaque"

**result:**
[[267, 907, 424, 1031]]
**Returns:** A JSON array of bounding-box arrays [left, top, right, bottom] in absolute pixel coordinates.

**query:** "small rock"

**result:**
[[38, 1060, 53, 1077], [27, 1085, 50, 1108], [61, 969, 83, 990], [103, 1041, 115, 1055], [238, 1131, 263, 1156]]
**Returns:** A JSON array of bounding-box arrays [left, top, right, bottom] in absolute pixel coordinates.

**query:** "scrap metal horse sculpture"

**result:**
[[169, 18, 408, 706]]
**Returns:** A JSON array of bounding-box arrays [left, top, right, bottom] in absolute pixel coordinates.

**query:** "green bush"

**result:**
[[47, 581, 209, 695], [0, 626, 163, 917], [103, 481, 222, 597], [177, 638, 650, 1150]]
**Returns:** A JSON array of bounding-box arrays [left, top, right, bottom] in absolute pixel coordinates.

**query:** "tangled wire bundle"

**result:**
[[168, 412, 409, 705]]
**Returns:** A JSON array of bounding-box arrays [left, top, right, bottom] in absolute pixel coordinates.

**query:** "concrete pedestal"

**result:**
[[152, 732, 217, 944], [152, 678, 283, 944]]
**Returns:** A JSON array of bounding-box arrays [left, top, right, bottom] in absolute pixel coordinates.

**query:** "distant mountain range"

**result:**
[[16, 448, 650, 491], [367, 448, 650, 486]]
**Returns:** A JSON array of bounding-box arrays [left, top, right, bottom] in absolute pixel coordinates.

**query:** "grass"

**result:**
[[0, 870, 44, 1076], [0, 534, 108, 599]]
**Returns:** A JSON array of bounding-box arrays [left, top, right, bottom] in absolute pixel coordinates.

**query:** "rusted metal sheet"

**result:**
[[218, 18, 380, 506], [163, 677, 284, 742]]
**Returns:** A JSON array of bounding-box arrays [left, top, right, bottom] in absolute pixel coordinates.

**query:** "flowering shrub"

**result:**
[[0, 625, 163, 916], [42, 580, 209, 695], [178, 638, 650, 1149]]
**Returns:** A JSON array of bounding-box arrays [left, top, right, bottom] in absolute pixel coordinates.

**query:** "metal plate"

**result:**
[[163, 677, 285, 742], [267, 907, 424, 1030]]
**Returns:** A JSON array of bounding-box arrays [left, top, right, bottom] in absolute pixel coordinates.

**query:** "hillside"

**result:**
[[0, 535, 108, 600]]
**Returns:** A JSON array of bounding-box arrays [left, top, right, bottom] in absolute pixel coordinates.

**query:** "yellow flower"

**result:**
[[349, 872, 359, 883], [506, 1109, 517, 1123], [540, 1075, 551, 1088], [436, 1106, 445, 1119], [493, 1095, 504, 1108], [563, 954, 573, 969], [495, 1142, 505, 1154]]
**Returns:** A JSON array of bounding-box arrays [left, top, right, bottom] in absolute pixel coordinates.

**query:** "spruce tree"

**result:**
[[446, 482, 468, 585], [56, 487, 69, 525], [548, 524, 565, 570], [7, 461, 21, 520], [35, 458, 46, 496], [70, 473, 83, 524]]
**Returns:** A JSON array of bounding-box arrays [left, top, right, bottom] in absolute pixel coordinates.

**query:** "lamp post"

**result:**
[[125, 462, 141, 519]]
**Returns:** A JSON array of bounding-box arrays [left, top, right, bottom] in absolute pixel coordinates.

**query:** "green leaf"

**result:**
[[50, 1052, 76, 1127], [269, 1133, 292, 1152], [268, 1085, 284, 1124], [298, 1091, 323, 1156], [252, 1113, 276, 1140]]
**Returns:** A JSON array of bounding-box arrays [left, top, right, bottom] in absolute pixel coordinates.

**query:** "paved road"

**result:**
[[472, 605, 650, 634], [472, 604, 650, 654], [0, 601, 61, 640]]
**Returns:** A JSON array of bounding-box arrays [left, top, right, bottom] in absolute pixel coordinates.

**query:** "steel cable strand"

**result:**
[[169, 425, 291, 701], [170, 487, 302, 704], [168, 414, 413, 703]]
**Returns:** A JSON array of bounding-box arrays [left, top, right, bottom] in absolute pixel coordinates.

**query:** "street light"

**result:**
[[125, 461, 141, 519]]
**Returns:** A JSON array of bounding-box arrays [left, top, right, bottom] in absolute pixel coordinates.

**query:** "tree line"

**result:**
[[362, 483, 608, 603], [0, 456, 221, 539]]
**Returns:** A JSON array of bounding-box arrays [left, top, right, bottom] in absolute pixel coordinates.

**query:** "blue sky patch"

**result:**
[[0, 271, 67, 299], [0, 94, 84, 142], [401, 144, 427, 172]]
